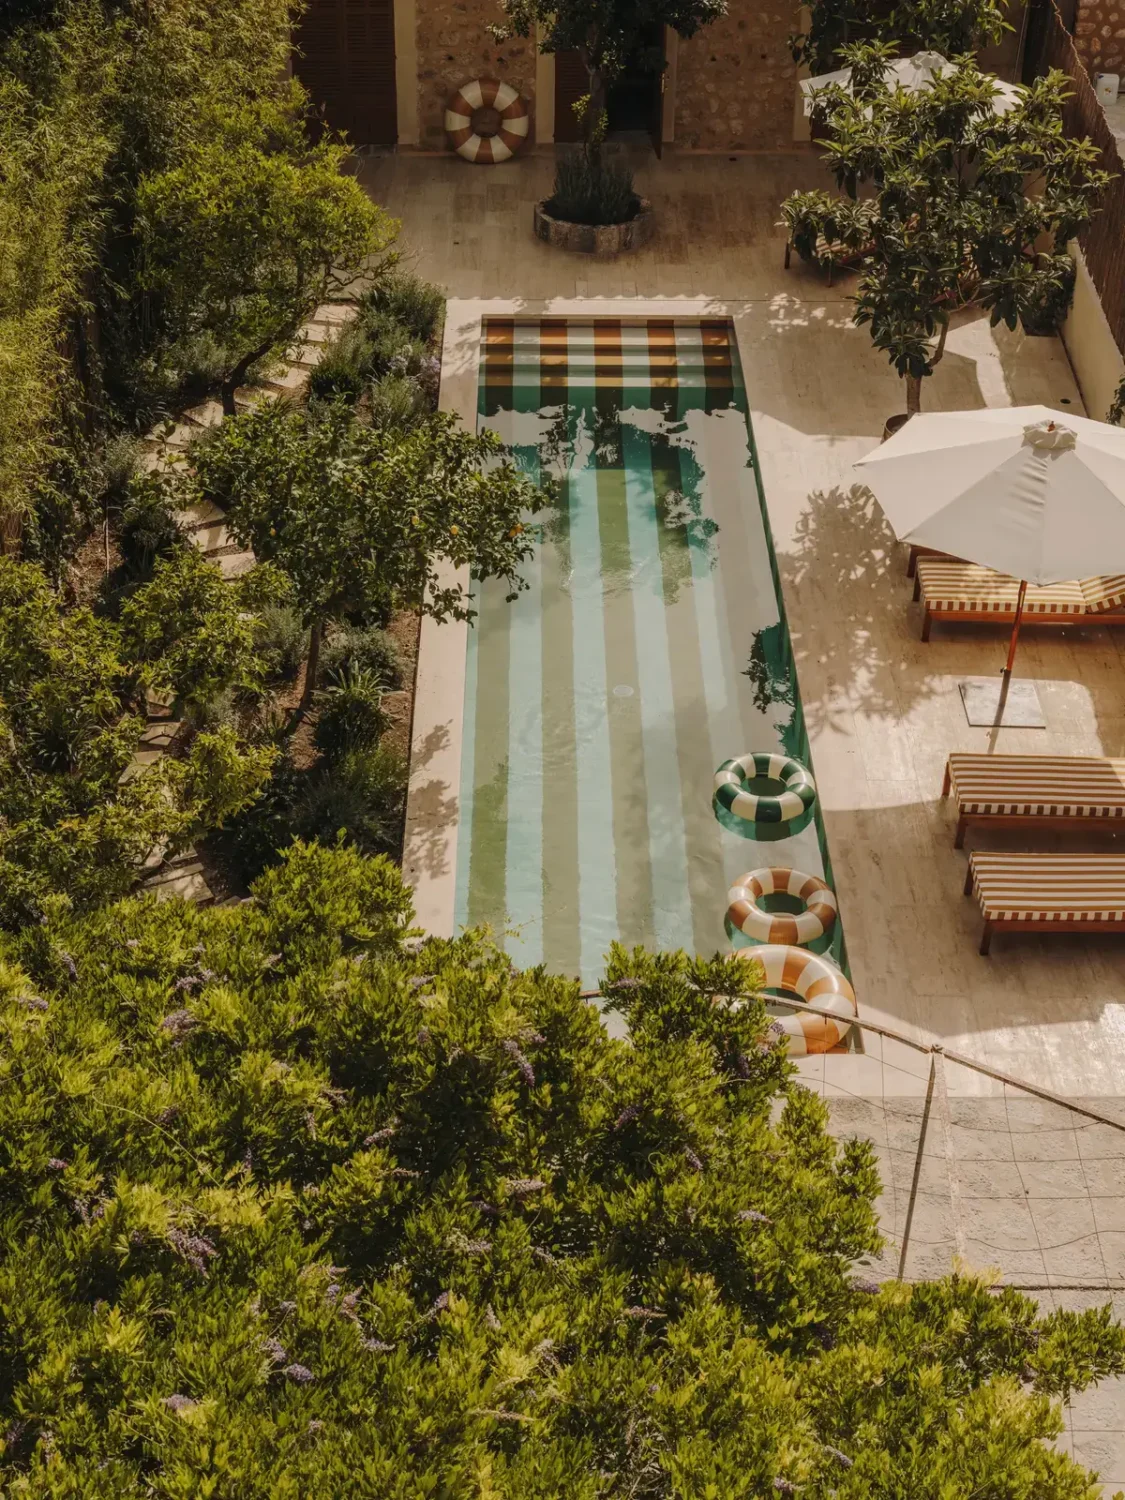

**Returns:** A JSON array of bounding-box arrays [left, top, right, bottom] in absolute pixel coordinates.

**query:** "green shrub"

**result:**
[[118, 473, 185, 581], [294, 742, 406, 854], [313, 662, 390, 759], [256, 603, 308, 681], [359, 269, 445, 343], [367, 372, 431, 430], [0, 843, 1121, 1493], [306, 322, 377, 403], [321, 622, 403, 689], [546, 155, 640, 226]]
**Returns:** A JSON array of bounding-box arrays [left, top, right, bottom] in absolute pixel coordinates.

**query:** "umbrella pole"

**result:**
[[1003, 579, 1028, 678]]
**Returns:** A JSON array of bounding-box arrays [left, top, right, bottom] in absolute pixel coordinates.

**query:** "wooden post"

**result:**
[[1003, 579, 1028, 677]]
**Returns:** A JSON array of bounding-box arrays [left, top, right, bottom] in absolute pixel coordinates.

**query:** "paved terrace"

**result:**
[[367, 145, 1125, 1100], [365, 144, 1125, 1487]]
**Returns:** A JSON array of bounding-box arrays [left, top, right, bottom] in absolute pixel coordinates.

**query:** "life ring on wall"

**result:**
[[737, 944, 856, 1055], [712, 752, 817, 841], [726, 867, 838, 949], [445, 79, 530, 163]]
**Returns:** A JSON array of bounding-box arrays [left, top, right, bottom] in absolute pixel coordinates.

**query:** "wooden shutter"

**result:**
[[295, 0, 397, 146], [554, 51, 588, 143]]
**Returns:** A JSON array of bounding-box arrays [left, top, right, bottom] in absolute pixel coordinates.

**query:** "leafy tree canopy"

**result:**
[[0, 556, 273, 927], [786, 53, 1110, 411], [793, 0, 1010, 76], [136, 93, 396, 415], [185, 399, 545, 701], [0, 841, 1122, 1494]]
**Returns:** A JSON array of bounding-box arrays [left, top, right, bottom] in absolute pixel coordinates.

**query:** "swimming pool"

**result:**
[[454, 317, 846, 991]]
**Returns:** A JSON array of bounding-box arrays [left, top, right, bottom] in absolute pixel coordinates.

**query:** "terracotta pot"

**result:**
[[533, 199, 655, 256], [882, 413, 911, 442]]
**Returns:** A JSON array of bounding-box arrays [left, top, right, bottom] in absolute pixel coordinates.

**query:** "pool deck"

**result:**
[[367, 146, 1125, 1103]]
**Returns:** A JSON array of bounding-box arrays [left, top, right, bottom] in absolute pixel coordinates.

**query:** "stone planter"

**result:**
[[882, 413, 911, 443], [533, 198, 655, 256]]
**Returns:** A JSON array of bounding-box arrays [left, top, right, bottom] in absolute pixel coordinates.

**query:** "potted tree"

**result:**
[[785, 48, 1109, 428], [495, 0, 726, 254]]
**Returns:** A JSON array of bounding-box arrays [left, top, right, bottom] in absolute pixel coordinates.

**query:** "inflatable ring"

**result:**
[[713, 752, 817, 841], [736, 944, 856, 1055], [727, 867, 838, 949], [445, 79, 530, 164]]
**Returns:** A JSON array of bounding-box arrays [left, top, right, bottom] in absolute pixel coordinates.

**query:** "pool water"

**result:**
[[454, 318, 846, 991]]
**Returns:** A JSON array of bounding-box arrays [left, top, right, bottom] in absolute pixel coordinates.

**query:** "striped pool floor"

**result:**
[[454, 318, 845, 989]]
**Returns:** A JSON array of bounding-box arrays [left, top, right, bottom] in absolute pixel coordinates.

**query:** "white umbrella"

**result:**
[[854, 405, 1125, 675], [800, 50, 1021, 118]]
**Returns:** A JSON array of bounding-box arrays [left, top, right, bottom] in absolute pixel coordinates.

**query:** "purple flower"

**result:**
[[408, 975, 434, 990], [163, 1394, 197, 1414], [502, 1038, 535, 1088], [415, 1026, 432, 1047], [824, 1446, 853, 1468], [484, 1304, 501, 1331], [532, 1246, 557, 1265], [159, 1009, 197, 1042], [683, 1147, 704, 1173], [57, 951, 77, 982], [125, 939, 139, 950], [46, 1158, 68, 1173], [260, 1338, 287, 1364], [614, 1104, 640, 1131], [773, 1483, 797, 1495], [167, 1228, 218, 1275], [503, 1177, 546, 1198], [363, 1336, 396, 1352], [461, 1239, 492, 1256], [428, 1291, 451, 1318], [17, 995, 48, 1012], [624, 1306, 665, 1321], [610, 976, 642, 990], [157, 1106, 180, 1126], [471, 1199, 500, 1219], [278, 1300, 297, 1315], [737, 1209, 772, 1225], [363, 1122, 398, 1146], [734, 1052, 751, 1078], [282, 1363, 315, 1384], [338, 1291, 360, 1320], [306, 1419, 324, 1436], [850, 1277, 880, 1295]]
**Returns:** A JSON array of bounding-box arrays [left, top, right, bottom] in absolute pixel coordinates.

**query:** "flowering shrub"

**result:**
[[0, 842, 1121, 1494]]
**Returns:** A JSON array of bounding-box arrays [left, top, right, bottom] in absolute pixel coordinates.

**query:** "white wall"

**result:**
[[1062, 242, 1125, 422]]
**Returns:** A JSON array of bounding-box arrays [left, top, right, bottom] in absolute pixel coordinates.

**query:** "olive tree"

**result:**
[[190, 399, 545, 705], [788, 51, 1110, 414], [496, 0, 726, 160], [135, 95, 396, 416]]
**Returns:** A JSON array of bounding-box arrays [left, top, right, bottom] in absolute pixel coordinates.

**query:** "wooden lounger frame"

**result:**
[[912, 571, 1125, 641], [962, 861, 1125, 955], [942, 755, 1125, 849]]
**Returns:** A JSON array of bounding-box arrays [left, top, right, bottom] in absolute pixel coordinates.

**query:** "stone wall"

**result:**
[[1075, 0, 1125, 77], [414, 0, 538, 149], [674, 1, 796, 151]]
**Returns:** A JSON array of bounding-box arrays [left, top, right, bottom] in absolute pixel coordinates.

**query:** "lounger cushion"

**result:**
[[1081, 575, 1125, 613], [969, 852, 1125, 922], [947, 754, 1125, 819], [916, 560, 1085, 615]]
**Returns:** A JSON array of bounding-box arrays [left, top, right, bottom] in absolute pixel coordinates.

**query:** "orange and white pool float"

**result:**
[[445, 79, 530, 163], [726, 867, 838, 948], [736, 944, 856, 1054]]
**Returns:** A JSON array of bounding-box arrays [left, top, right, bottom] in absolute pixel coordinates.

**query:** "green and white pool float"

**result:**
[[712, 751, 817, 841]]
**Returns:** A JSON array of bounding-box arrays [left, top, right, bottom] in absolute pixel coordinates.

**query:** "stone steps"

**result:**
[[129, 302, 359, 905]]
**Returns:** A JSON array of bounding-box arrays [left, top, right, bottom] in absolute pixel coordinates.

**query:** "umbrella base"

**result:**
[[959, 677, 1045, 729]]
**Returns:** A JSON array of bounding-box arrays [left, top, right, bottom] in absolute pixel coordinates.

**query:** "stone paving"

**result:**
[[130, 311, 353, 904]]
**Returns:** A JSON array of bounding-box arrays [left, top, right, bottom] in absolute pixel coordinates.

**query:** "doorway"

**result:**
[[294, 0, 398, 146], [553, 29, 665, 150]]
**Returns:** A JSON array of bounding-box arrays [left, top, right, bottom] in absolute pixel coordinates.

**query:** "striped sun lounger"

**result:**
[[913, 559, 1125, 642], [965, 851, 1125, 954], [942, 754, 1125, 849]]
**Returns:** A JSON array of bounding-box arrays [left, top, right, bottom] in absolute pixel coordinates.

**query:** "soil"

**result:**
[[381, 606, 422, 761]]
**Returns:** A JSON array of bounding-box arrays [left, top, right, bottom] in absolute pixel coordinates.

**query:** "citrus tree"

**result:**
[[787, 50, 1110, 413], [188, 400, 545, 705], [0, 840, 1122, 1493]]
